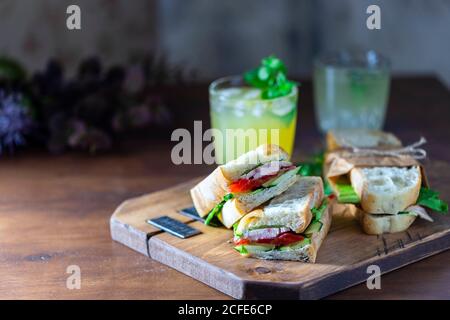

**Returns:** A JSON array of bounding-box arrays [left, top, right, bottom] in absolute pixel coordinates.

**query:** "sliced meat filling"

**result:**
[[234, 227, 304, 246], [229, 161, 295, 193]]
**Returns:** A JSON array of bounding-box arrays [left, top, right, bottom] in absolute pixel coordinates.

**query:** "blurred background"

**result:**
[[1, 0, 450, 85], [0, 0, 449, 156]]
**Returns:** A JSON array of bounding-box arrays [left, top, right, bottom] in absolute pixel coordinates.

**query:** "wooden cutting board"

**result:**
[[110, 160, 450, 299]]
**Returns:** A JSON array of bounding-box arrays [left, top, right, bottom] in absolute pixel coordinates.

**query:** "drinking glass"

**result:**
[[209, 76, 298, 164], [313, 50, 390, 133]]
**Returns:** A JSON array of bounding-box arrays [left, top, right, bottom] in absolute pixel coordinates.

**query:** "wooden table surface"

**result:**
[[1, 76, 449, 299]]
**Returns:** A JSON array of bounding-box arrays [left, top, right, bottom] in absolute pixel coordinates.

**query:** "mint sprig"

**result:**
[[244, 55, 297, 99]]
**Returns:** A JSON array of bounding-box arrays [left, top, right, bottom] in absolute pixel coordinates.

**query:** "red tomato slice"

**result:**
[[229, 166, 296, 193], [234, 238, 250, 246], [254, 232, 304, 246], [229, 175, 276, 193]]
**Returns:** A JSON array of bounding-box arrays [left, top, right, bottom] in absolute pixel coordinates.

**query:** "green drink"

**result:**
[[210, 76, 298, 164], [314, 50, 390, 133]]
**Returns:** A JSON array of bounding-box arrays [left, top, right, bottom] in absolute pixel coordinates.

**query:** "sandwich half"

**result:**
[[356, 205, 432, 235], [190, 144, 299, 228], [350, 166, 422, 215], [324, 130, 448, 235], [326, 129, 402, 151], [233, 177, 330, 262], [334, 166, 447, 234]]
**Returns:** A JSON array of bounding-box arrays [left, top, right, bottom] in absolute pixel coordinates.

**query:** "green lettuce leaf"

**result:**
[[232, 221, 242, 237], [204, 193, 234, 226], [336, 183, 360, 204], [296, 152, 333, 196], [249, 187, 265, 195], [324, 179, 333, 197], [311, 198, 328, 222], [234, 245, 248, 255], [297, 152, 324, 177], [417, 187, 448, 213]]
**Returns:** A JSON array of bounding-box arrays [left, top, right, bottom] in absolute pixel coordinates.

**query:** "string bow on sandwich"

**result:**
[[346, 137, 427, 160]]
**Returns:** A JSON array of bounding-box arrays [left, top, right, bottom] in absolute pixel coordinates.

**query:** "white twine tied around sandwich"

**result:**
[[348, 137, 428, 160]]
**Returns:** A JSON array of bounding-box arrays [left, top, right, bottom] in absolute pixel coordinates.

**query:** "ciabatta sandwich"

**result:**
[[191, 144, 299, 228], [356, 205, 432, 235], [348, 166, 443, 234], [325, 147, 448, 235], [233, 177, 330, 262], [350, 166, 424, 214]]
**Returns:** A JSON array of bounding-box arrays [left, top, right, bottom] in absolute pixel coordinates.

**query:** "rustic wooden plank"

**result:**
[[110, 177, 202, 255], [149, 208, 450, 299], [111, 159, 450, 299]]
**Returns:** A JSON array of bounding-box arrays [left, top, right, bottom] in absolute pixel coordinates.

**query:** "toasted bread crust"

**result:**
[[357, 210, 417, 235], [246, 205, 331, 262], [296, 178, 323, 233], [220, 144, 289, 181], [236, 177, 324, 233], [326, 131, 341, 152], [219, 199, 247, 229], [350, 166, 422, 215], [190, 144, 289, 217], [326, 129, 402, 151], [235, 209, 264, 235], [308, 204, 332, 262], [220, 173, 299, 228], [190, 167, 231, 217]]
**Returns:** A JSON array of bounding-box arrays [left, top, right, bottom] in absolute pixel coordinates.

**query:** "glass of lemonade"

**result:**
[[210, 76, 298, 164], [313, 50, 390, 133]]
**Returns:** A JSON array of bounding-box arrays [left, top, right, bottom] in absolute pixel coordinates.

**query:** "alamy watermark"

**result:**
[[66, 5, 81, 30], [66, 265, 81, 290], [171, 121, 280, 165], [366, 264, 381, 290], [366, 5, 381, 30]]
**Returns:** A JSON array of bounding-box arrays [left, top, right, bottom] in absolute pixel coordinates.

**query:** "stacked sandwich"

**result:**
[[324, 129, 448, 235], [190, 144, 331, 262], [233, 176, 329, 262]]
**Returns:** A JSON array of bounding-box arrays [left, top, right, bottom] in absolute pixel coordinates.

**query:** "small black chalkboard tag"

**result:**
[[147, 216, 201, 239]]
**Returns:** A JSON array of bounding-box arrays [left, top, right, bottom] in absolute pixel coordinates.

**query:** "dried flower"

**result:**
[[0, 90, 34, 154], [67, 119, 112, 154]]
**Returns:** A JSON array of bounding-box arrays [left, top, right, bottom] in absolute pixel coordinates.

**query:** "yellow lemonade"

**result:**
[[210, 80, 298, 164]]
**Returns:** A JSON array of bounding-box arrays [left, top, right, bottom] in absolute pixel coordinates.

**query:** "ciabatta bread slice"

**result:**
[[242, 204, 331, 263], [219, 172, 299, 228], [357, 205, 432, 235], [350, 166, 421, 214], [236, 176, 324, 234], [190, 144, 289, 217], [357, 211, 417, 235], [190, 167, 230, 217], [220, 144, 289, 181], [326, 129, 402, 151]]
